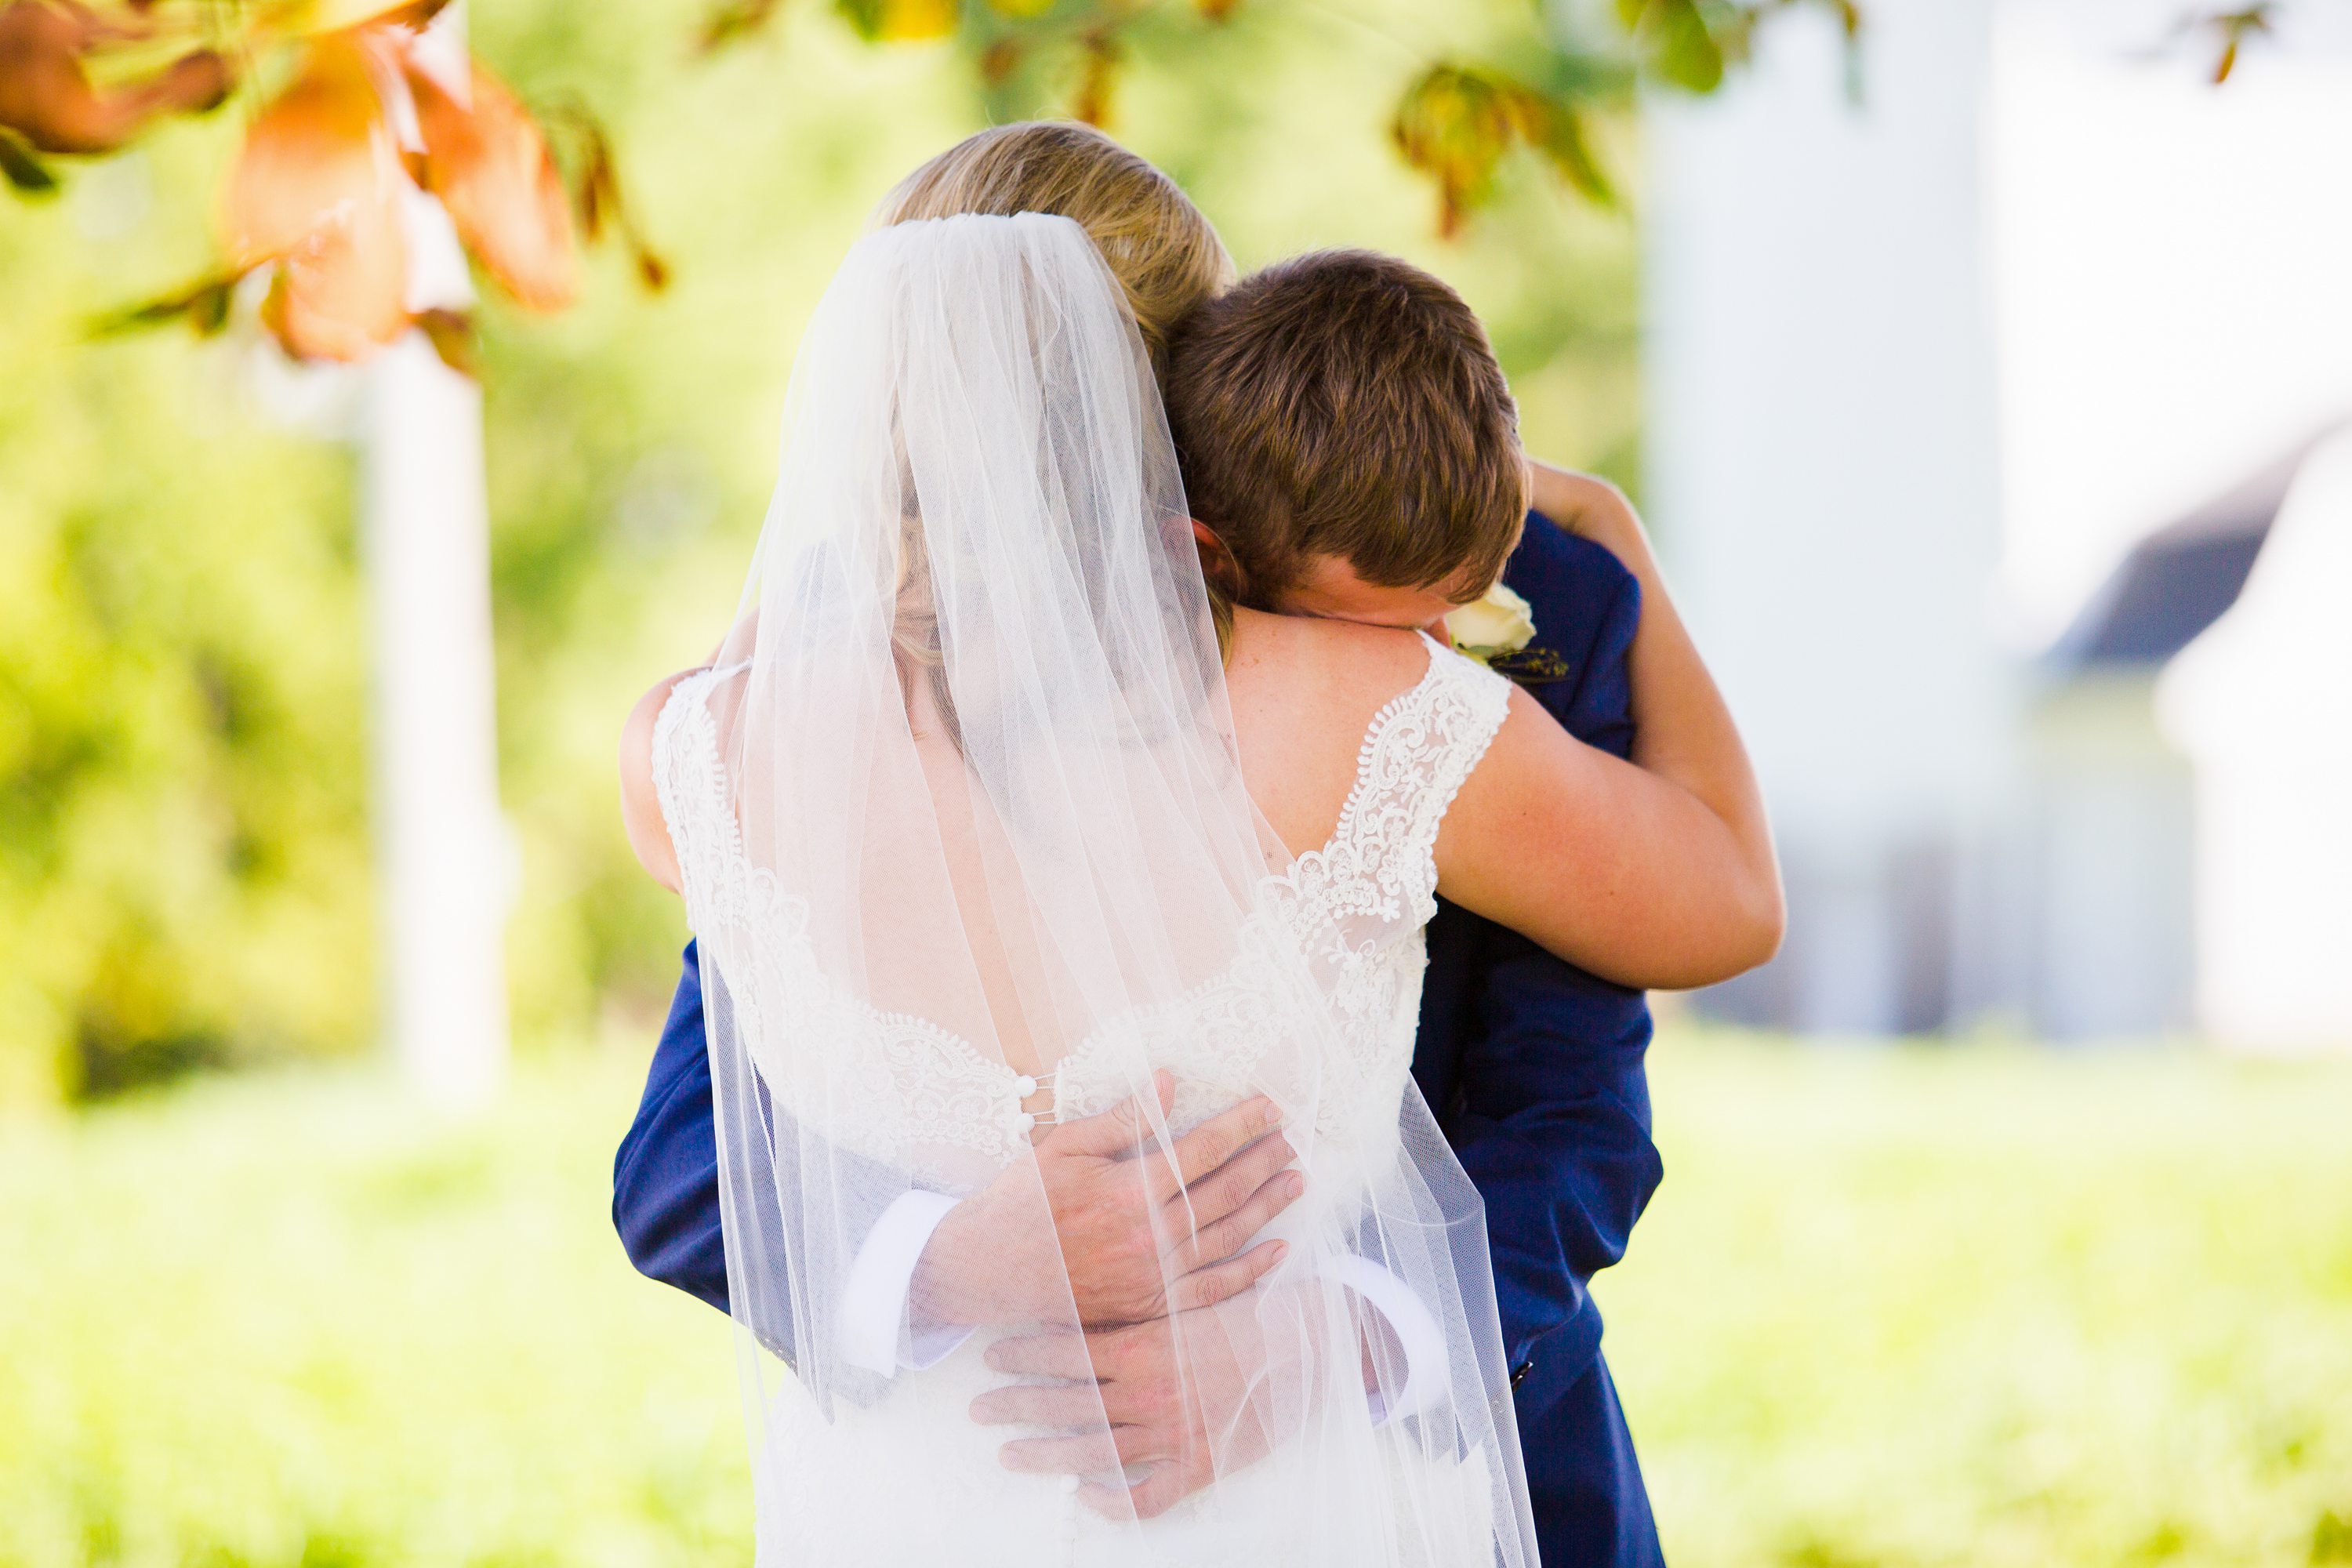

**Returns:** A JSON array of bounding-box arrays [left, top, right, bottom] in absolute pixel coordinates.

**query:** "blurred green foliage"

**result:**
[[2, 1036, 2346, 1565], [2, 0, 1640, 1104], [0, 120, 369, 1105]]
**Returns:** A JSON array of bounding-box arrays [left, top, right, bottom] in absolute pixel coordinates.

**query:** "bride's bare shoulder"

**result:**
[[1225, 604, 1436, 743], [1225, 608, 1438, 852], [1226, 606, 1433, 702]]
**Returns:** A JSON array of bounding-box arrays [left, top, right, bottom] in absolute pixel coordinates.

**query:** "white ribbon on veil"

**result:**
[[650, 211, 1537, 1566]]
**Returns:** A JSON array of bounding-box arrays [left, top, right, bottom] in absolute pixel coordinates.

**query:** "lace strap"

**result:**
[[650, 664, 749, 935], [1327, 634, 1514, 920]]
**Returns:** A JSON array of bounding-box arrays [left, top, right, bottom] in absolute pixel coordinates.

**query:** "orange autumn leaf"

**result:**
[[0, 0, 233, 155], [221, 34, 393, 266], [266, 201, 408, 358], [222, 34, 408, 358], [257, 244, 402, 359], [403, 54, 577, 310]]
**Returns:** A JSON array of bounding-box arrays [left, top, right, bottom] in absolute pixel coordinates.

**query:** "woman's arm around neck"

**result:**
[[1434, 463, 1784, 991]]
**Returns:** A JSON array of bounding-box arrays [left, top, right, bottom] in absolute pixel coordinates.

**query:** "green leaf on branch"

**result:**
[[0, 125, 57, 192], [1632, 0, 1726, 93], [1393, 65, 1519, 236], [696, 0, 786, 53], [89, 271, 248, 339], [416, 307, 479, 377], [1530, 96, 1611, 205], [1393, 63, 1615, 235], [544, 100, 670, 293], [1616, 0, 1867, 100]]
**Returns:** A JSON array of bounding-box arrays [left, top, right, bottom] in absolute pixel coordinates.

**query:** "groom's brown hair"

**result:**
[[1163, 249, 1525, 612]]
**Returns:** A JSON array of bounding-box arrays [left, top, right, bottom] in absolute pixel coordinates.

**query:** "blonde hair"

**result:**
[[877, 122, 1233, 375]]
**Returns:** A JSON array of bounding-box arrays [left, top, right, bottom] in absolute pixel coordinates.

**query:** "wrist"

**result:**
[[906, 1198, 991, 1327]]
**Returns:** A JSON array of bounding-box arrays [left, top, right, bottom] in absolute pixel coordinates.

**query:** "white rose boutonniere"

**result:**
[[1444, 582, 1537, 664]]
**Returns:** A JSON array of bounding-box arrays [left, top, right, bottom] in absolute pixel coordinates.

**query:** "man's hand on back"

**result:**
[[972, 1287, 1298, 1520], [973, 1279, 1389, 1519], [910, 1070, 1304, 1331]]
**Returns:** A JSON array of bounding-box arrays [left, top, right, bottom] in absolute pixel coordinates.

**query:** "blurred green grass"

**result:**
[[1604, 1036, 2352, 1568], [4, 1035, 2348, 1567], [0, 1047, 747, 1567]]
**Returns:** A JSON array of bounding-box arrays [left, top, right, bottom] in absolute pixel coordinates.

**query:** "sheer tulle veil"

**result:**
[[651, 211, 1537, 1565]]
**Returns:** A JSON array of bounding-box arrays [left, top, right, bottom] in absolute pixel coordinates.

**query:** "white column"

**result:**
[[359, 5, 510, 1106], [360, 331, 511, 1108], [1642, 0, 2017, 1033]]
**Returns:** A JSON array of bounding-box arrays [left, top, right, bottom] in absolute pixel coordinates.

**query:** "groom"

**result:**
[[613, 484, 1669, 1566]]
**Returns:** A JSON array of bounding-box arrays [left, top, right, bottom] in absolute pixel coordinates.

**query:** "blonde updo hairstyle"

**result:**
[[877, 123, 1238, 712], [877, 121, 1234, 374]]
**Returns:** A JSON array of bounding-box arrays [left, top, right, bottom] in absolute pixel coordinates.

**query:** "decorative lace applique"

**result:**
[[653, 638, 1512, 1182]]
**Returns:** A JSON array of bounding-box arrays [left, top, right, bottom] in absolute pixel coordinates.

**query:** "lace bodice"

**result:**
[[654, 633, 1512, 1192]]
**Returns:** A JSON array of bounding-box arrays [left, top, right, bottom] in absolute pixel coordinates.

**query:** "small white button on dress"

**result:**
[[1014, 1075, 1039, 1097]]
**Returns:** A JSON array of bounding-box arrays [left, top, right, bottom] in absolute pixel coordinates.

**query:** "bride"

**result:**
[[618, 142, 1773, 1567]]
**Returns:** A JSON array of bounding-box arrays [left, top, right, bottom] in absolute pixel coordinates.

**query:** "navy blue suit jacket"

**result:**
[[613, 517, 1666, 1566]]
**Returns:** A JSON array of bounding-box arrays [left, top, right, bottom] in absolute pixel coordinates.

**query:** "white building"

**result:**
[[1642, 0, 2352, 1048]]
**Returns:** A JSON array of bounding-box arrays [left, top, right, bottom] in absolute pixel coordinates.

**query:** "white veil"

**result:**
[[652, 212, 1537, 1566]]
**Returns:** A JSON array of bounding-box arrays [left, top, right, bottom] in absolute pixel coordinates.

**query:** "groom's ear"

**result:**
[[1190, 518, 1247, 603]]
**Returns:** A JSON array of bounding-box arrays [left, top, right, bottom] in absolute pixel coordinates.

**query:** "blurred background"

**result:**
[[2, 0, 2347, 1563]]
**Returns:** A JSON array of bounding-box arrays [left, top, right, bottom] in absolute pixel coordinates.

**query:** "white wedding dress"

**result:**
[[658, 633, 1515, 1566], [652, 210, 1540, 1567]]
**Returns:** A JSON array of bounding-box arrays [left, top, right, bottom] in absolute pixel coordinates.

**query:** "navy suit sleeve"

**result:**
[[613, 942, 910, 1391], [612, 941, 736, 1317], [1447, 939, 1661, 1372], [1442, 524, 1664, 1380]]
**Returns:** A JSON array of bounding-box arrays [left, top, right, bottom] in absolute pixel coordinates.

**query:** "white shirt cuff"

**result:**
[[837, 1189, 971, 1377], [1320, 1253, 1446, 1425]]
